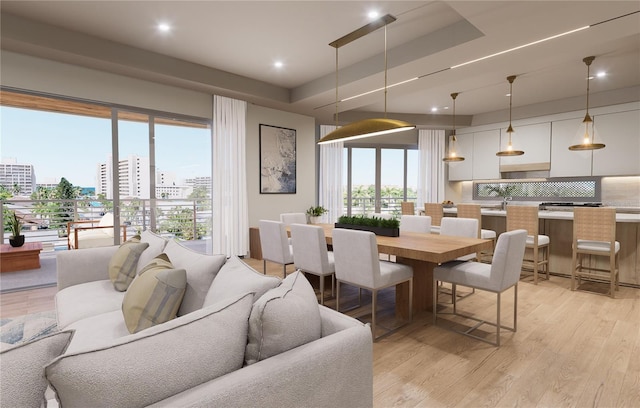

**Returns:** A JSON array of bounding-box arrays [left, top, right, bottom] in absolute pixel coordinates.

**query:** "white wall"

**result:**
[[246, 104, 316, 226]]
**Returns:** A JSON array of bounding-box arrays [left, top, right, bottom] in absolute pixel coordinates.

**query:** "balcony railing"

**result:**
[[1, 198, 211, 250], [345, 196, 417, 216]]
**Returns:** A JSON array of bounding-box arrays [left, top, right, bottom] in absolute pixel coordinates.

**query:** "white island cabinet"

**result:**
[[592, 110, 640, 176]]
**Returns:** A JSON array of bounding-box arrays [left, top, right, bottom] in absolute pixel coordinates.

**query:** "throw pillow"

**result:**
[[108, 235, 149, 292], [122, 253, 186, 334], [46, 293, 254, 408], [163, 239, 226, 316], [1, 330, 74, 408], [137, 229, 168, 273], [203, 255, 280, 307], [245, 271, 321, 365]]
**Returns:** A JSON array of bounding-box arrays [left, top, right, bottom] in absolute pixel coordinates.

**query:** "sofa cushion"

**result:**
[[245, 271, 321, 365], [46, 293, 254, 408], [1, 330, 74, 408], [203, 255, 280, 307], [108, 235, 149, 291], [64, 310, 130, 354], [122, 254, 187, 334], [56, 280, 126, 329], [163, 239, 226, 316], [137, 230, 168, 273]]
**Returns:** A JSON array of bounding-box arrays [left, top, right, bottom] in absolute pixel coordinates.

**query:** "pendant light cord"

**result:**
[[335, 47, 339, 126], [384, 25, 388, 118], [585, 59, 590, 117]]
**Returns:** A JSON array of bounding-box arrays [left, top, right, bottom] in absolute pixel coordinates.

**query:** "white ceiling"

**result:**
[[1, 1, 639, 126]]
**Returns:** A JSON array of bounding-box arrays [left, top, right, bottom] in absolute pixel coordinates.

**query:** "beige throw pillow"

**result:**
[[122, 253, 186, 334], [108, 235, 149, 291]]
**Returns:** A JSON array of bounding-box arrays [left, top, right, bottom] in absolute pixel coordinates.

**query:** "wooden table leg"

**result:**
[[395, 257, 435, 318]]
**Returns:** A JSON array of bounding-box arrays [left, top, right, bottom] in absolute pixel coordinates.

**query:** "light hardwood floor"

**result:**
[[2, 259, 639, 407]]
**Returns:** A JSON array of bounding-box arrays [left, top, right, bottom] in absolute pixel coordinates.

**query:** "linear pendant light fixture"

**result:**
[[569, 56, 605, 151], [317, 14, 415, 145], [496, 75, 524, 156], [443, 92, 464, 162]]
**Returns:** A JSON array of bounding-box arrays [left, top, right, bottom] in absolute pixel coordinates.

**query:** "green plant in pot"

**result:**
[[7, 211, 25, 247], [306, 206, 327, 224]]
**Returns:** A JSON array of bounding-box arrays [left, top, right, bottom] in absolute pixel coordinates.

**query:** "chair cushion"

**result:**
[[378, 261, 413, 288], [1, 330, 74, 408], [434, 261, 493, 291], [98, 213, 115, 237], [108, 235, 149, 291], [163, 239, 227, 316], [56, 280, 126, 329], [245, 271, 321, 365], [481, 229, 497, 239], [203, 255, 280, 306], [526, 234, 550, 246], [577, 239, 620, 253], [46, 293, 254, 408], [137, 230, 168, 273], [122, 254, 186, 334]]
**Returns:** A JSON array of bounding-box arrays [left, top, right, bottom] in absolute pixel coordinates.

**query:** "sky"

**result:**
[[1, 107, 211, 188], [346, 146, 418, 189]]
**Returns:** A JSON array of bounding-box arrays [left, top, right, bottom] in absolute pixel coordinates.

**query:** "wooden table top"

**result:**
[[0, 242, 44, 254], [317, 224, 492, 264]]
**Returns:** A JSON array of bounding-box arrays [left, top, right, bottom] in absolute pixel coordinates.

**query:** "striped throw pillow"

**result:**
[[108, 235, 149, 291]]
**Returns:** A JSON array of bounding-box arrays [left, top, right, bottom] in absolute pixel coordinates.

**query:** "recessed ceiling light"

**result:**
[[505, 93, 511, 97], [274, 61, 284, 68], [157, 22, 171, 33], [368, 11, 379, 19], [596, 71, 606, 78], [431, 107, 438, 112], [443, 106, 449, 110]]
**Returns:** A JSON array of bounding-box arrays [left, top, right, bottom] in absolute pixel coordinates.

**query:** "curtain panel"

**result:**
[[319, 125, 344, 223], [417, 129, 445, 206], [212, 95, 248, 256]]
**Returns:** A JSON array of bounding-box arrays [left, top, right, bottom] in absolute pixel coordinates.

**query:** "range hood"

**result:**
[[501, 169, 550, 179]]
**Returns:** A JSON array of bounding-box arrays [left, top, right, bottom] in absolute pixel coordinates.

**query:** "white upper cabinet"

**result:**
[[499, 123, 551, 172], [592, 110, 640, 176], [472, 129, 500, 180], [550, 117, 592, 177], [447, 133, 473, 181]]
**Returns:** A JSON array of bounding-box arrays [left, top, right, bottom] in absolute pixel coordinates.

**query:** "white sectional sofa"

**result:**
[[1, 231, 373, 408]]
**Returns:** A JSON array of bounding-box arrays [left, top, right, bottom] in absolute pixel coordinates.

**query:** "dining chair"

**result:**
[[456, 203, 496, 263], [400, 215, 431, 234], [423, 203, 444, 234], [290, 223, 335, 306], [433, 229, 527, 347], [280, 212, 307, 226], [332, 228, 413, 341], [437, 217, 479, 302], [506, 205, 550, 284], [571, 207, 620, 298], [258, 220, 294, 278], [400, 201, 415, 215]]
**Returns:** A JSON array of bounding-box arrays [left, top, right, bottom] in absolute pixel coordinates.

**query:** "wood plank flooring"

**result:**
[[2, 258, 639, 407]]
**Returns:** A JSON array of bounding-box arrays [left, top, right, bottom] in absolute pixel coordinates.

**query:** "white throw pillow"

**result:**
[[163, 239, 226, 316], [46, 293, 254, 408], [136, 229, 168, 273], [1, 330, 74, 408], [245, 271, 321, 365]]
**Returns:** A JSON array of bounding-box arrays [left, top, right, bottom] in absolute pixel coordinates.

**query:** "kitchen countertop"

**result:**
[[443, 207, 640, 223]]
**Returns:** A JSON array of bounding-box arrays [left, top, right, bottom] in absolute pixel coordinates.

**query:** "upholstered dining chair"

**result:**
[[423, 203, 444, 234], [258, 220, 294, 278], [290, 223, 335, 306], [437, 217, 479, 302], [433, 229, 527, 347], [280, 212, 307, 226], [400, 215, 431, 234], [332, 228, 413, 341], [400, 201, 415, 215], [571, 207, 620, 298], [506, 205, 550, 284], [456, 203, 496, 263]]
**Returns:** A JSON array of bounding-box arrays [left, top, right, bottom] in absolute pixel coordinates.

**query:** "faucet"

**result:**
[[502, 196, 512, 211]]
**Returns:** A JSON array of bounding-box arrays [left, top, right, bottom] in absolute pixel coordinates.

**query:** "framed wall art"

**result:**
[[259, 124, 297, 194]]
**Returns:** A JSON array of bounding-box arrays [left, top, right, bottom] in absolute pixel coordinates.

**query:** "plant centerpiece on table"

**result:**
[[306, 206, 327, 224], [7, 210, 25, 247], [335, 215, 400, 237]]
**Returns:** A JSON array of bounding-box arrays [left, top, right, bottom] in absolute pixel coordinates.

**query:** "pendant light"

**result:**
[[569, 56, 605, 151], [317, 15, 415, 145], [443, 92, 464, 162], [496, 75, 524, 156]]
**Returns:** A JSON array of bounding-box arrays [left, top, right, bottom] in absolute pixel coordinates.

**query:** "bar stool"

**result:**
[[456, 203, 496, 263], [571, 207, 620, 298], [401, 201, 415, 215], [424, 203, 443, 234], [506, 205, 549, 284]]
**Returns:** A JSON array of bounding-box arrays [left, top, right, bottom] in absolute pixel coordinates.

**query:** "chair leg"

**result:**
[[513, 283, 518, 331], [533, 246, 539, 285], [432, 277, 438, 325], [319, 275, 325, 306], [452, 284, 457, 314], [408, 278, 413, 323], [570, 246, 577, 291], [610, 253, 616, 299], [331, 274, 335, 297], [496, 291, 501, 347], [283, 264, 287, 279], [371, 289, 377, 341], [336, 281, 341, 313], [263, 259, 267, 275]]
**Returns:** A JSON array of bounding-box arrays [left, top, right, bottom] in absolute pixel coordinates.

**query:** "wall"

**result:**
[[246, 104, 316, 226]]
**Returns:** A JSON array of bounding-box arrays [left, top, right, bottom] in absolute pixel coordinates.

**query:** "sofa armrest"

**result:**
[[148, 324, 373, 408], [56, 246, 119, 290]]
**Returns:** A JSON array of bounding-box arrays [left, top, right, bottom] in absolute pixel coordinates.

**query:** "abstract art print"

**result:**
[[259, 124, 296, 194]]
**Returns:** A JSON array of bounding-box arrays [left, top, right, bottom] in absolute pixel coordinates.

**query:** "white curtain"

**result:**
[[212, 95, 248, 257], [319, 125, 344, 223], [417, 129, 446, 205]]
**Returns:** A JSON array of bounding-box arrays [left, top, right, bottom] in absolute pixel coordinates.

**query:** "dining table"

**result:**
[[316, 224, 493, 317]]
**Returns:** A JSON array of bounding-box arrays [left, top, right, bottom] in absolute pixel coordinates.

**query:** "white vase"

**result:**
[[309, 216, 321, 224]]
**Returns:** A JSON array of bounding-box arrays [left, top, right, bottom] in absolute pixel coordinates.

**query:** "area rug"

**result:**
[[0, 310, 57, 349]]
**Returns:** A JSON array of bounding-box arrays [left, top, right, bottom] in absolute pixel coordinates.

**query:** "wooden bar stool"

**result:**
[[571, 207, 620, 298], [456, 203, 496, 263], [506, 205, 549, 284], [424, 203, 443, 234]]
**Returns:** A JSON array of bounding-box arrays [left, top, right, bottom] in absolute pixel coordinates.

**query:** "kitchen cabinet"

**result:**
[[592, 110, 640, 176], [472, 130, 500, 179], [550, 117, 592, 177], [447, 132, 473, 181], [499, 122, 551, 172]]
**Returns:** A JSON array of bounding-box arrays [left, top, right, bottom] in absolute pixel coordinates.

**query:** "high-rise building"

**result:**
[[96, 155, 150, 199], [0, 158, 36, 195]]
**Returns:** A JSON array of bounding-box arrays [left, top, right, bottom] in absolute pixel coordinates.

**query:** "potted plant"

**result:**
[[306, 206, 327, 224], [7, 211, 25, 247], [335, 215, 400, 237]]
